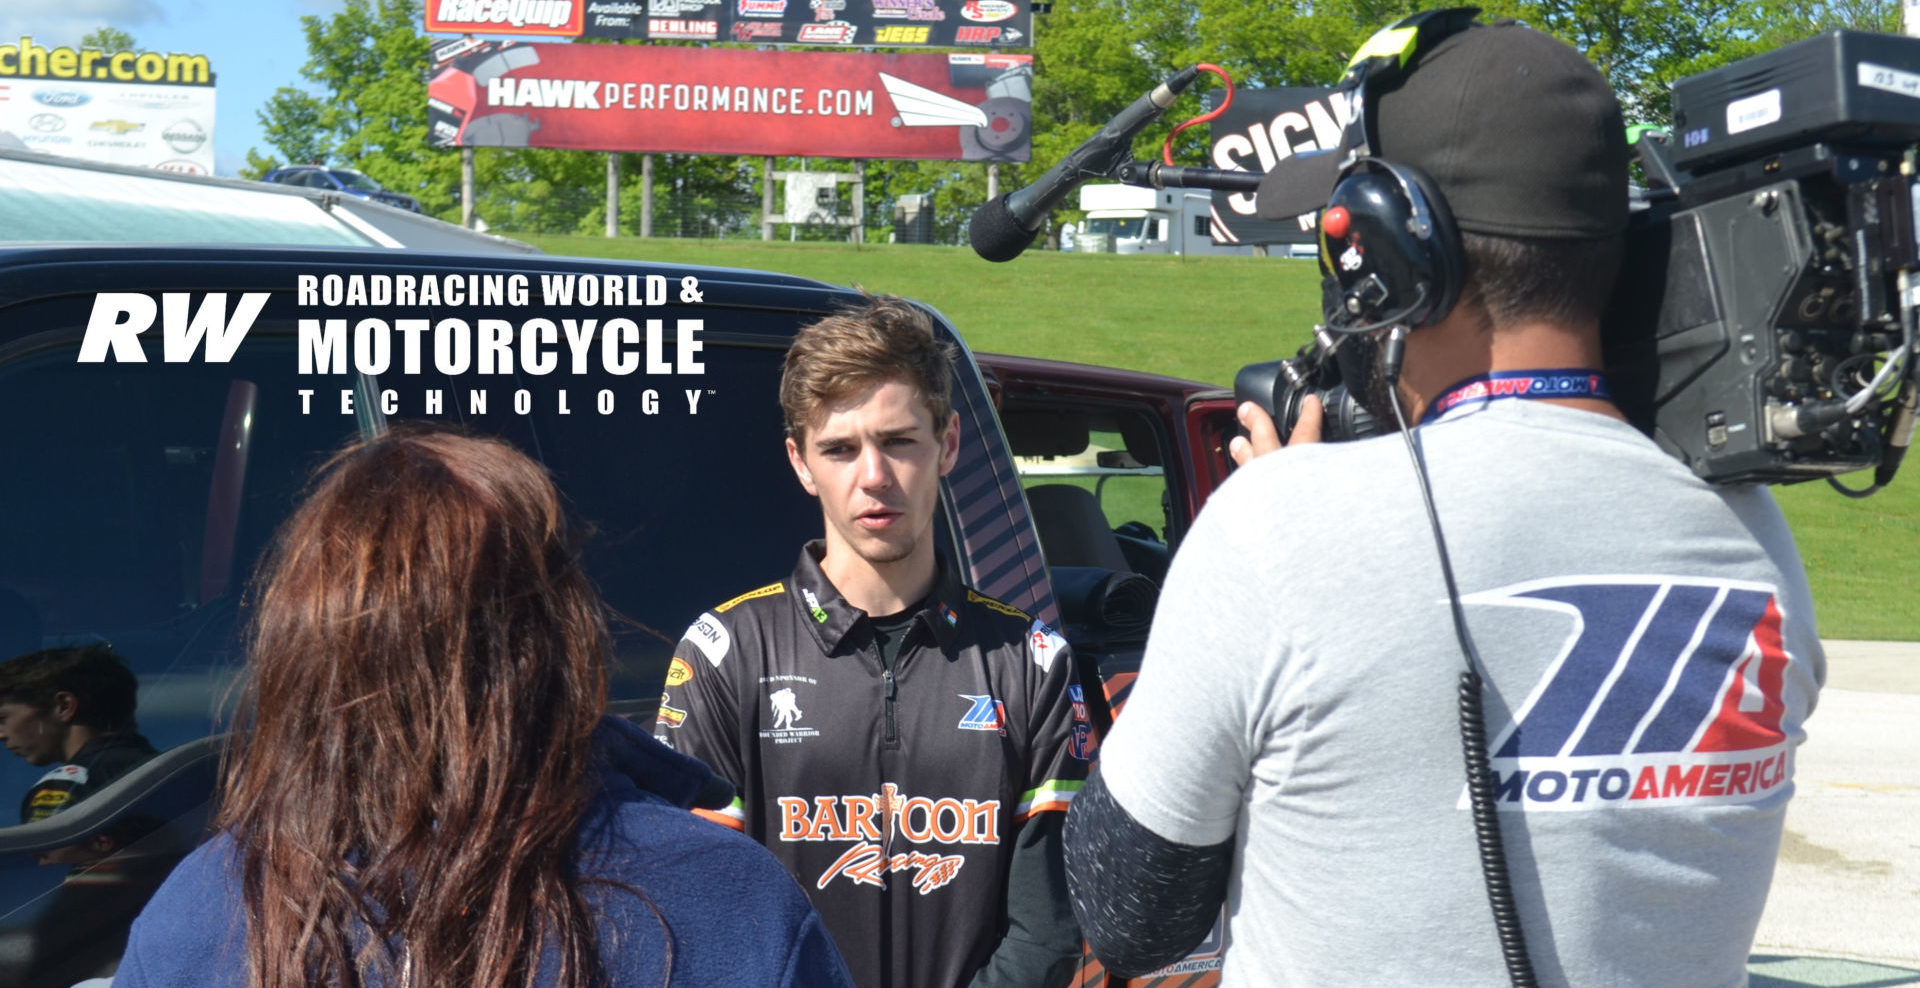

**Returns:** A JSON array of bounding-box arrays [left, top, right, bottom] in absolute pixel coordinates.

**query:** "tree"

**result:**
[[79, 27, 137, 53]]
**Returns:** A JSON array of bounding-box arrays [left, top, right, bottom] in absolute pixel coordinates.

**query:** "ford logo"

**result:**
[[28, 114, 65, 133], [32, 89, 90, 108]]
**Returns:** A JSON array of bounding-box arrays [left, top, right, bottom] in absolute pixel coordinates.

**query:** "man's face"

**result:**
[[787, 379, 960, 572], [0, 700, 68, 766]]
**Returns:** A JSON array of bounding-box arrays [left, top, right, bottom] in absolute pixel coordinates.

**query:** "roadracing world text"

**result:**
[[71, 275, 717, 419]]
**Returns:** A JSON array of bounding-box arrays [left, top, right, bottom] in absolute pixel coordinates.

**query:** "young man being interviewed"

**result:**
[[658, 295, 1085, 988]]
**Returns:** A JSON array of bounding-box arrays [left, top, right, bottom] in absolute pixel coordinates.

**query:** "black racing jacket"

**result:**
[[658, 542, 1090, 988], [19, 732, 158, 824]]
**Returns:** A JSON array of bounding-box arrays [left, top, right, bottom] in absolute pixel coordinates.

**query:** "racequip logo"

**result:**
[[732, 20, 784, 39], [871, 0, 944, 19], [155, 159, 208, 175], [648, 17, 718, 37], [961, 0, 1016, 21], [162, 118, 206, 153], [27, 113, 63, 132], [737, 0, 786, 13], [1473, 577, 1803, 813], [33, 89, 88, 108], [779, 784, 999, 894], [428, 0, 583, 33], [873, 25, 930, 43]]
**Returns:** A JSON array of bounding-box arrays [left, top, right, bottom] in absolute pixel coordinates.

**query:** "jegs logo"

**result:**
[[778, 784, 999, 895], [795, 20, 856, 42], [960, 0, 1016, 21]]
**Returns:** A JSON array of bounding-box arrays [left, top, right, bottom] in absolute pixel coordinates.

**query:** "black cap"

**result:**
[[1255, 22, 1628, 239]]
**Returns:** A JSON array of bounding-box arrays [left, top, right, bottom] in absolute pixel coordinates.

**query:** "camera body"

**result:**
[[1240, 30, 1920, 488]]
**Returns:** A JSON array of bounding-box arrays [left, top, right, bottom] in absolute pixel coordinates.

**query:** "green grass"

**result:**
[[523, 234, 1919, 641]]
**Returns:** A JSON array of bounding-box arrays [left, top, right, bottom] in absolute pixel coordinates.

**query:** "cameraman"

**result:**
[[1063, 16, 1825, 987]]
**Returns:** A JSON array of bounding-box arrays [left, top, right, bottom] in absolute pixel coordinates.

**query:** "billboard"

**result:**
[[1205, 87, 1349, 247], [424, 0, 1030, 48], [0, 37, 216, 175], [428, 40, 1031, 161]]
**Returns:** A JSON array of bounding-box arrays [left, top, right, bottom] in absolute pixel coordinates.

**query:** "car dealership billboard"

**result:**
[[426, 0, 1031, 48], [428, 40, 1031, 161], [0, 37, 216, 175]]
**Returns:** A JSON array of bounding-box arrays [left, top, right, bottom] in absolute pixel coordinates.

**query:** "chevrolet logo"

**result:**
[[90, 119, 145, 135]]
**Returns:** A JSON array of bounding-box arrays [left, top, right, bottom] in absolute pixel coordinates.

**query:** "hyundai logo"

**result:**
[[28, 113, 65, 133]]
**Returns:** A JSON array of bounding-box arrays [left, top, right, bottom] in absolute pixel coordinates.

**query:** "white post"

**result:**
[[640, 154, 654, 238], [852, 159, 866, 245], [986, 162, 999, 200], [1906, 0, 1920, 37], [605, 153, 620, 237], [763, 156, 776, 241]]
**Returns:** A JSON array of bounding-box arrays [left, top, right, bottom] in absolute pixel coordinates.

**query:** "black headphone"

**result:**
[[1318, 7, 1481, 334]]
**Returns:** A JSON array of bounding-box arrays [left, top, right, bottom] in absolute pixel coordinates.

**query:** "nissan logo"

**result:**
[[28, 114, 65, 133], [32, 89, 90, 108], [161, 119, 207, 154]]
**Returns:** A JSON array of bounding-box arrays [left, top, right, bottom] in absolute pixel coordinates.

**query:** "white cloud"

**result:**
[[0, 0, 169, 47]]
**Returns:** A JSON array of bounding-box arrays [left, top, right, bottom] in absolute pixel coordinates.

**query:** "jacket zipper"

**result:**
[[882, 667, 898, 743]]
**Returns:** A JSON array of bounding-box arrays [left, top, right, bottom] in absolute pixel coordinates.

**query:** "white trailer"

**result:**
[[1074, 184, 1255, 256]]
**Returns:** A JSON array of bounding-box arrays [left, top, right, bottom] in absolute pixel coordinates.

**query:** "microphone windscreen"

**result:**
[[969, 195, 1037, 263]]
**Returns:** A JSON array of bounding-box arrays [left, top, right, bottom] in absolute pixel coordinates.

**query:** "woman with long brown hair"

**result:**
[[115, 429, 852, 988]]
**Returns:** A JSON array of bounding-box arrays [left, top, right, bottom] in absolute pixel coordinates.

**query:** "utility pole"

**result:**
[[852, 159, 865, 244], [763, 156, 776, 241], [461, 147, 475, 229]]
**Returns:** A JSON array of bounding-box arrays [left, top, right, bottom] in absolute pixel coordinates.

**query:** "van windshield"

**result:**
[[1084, 217, 1145, 240]]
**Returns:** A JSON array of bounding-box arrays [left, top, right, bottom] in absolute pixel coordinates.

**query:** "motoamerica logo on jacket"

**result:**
[[658, 542, 1085, 988]]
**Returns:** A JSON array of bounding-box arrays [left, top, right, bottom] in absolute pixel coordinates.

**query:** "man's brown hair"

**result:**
[[780, 294, 957, 444]]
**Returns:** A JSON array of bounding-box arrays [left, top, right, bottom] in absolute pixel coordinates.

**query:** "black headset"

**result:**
[[1318, 7, 1481, 334]]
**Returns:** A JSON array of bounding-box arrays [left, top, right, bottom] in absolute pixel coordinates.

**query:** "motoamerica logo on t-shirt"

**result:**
[[1466, 576, 1802, 813]]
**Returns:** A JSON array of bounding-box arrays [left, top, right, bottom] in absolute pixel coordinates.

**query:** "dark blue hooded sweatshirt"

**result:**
[[113, 716, 855, 988]]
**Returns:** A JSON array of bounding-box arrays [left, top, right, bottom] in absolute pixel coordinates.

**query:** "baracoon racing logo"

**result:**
[[778, 783, 999, 894]]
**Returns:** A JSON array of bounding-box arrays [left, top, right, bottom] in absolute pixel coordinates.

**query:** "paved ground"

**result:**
[[1747, 640, 1920, 987]]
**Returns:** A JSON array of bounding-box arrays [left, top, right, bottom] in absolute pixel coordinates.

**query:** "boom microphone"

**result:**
[[969, 66, 1202, 262]]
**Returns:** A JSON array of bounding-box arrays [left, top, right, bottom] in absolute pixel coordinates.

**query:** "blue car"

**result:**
[[260, 165, 423, 213]]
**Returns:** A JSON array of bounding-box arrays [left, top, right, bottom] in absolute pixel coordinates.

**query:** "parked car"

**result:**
[[0, 243, 1243, 986], [259, 165, 424, 213]]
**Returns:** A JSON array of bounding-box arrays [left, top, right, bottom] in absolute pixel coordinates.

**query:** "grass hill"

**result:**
[[524, 234, 1918, 641]]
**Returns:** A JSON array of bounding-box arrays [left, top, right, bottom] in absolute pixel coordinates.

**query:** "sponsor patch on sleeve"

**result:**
[[682, 612, 732, 667], [967, 589, 1029, 621], [666, 656, 696, 687], [37, 764, 87, 785], [1028, 619, 1067, 673]]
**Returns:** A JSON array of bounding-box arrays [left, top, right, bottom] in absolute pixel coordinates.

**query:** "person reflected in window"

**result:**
[[0, 644, 157, 823], [117, 428, 852, 988]]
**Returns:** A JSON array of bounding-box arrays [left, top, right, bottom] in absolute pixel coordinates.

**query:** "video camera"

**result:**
[[1246, 29, 1920, 494]]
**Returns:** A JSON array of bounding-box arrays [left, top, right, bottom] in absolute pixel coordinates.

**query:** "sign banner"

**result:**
[[425, 0, 1031, 48], [0, 37, 216, 175], [1206, 87, 1349, 247], [428, 40, 1031, 161]]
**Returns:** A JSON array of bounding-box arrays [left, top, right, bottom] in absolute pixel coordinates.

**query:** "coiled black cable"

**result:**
[[1380, 327, 1539, 987]]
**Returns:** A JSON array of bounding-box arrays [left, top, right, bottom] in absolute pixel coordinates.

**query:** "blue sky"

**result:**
[[1, 0, 349, 176]]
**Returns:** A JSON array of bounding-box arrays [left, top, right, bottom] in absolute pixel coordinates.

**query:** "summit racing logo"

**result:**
[[429, 0, 583, 33], [779, 783, 999, 895], [1472, 577, 1803, 813]]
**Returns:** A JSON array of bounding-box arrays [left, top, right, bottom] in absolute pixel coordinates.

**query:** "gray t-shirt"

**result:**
[[1096, 399, 1825, 987]]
